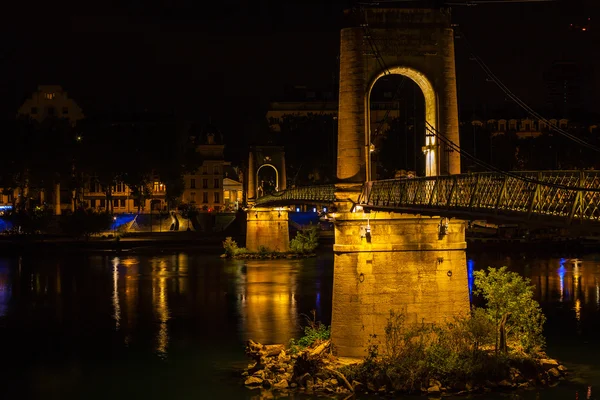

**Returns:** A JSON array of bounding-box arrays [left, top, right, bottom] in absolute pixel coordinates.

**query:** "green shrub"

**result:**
[[290, 224, 319, 254], [289, 310, 330, 353], [222, 237, 239, 257], [257, 245, 270, 256]]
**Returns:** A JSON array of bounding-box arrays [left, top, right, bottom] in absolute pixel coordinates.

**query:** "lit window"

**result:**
[[44, 93, 55, 100]]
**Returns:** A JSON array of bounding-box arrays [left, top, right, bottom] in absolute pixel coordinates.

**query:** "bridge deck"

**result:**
[[254, 171, 600, 227]]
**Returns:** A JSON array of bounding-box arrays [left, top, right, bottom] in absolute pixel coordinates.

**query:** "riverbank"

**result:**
[[0, 232, 336, 255], [243, 339, 569, 398]]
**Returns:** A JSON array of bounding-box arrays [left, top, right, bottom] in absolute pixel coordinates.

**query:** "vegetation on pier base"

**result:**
[[242, 267, 568, 397], [222, 225, 319, 259]]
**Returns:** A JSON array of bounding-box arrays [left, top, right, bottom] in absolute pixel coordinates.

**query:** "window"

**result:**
[[202, 179, 208, 189], [190, 192, 196, 203], [47, 106, 55, 116], [202, 192, 208, 203], [214, 179, 219, 189], [214, 192, 220, 203], [62, 107, 68, 115], [91, 199, 96, 207], [99, 199, 105, 208], [224, 190, 230, 200], [202, 166, 208, 174], [31, 107, 38, 114], [114, 182, 125, 193], [213, 166, 220, 175], [44, 93, 55, 100], [113, 199, 119, 207], [153, 182, 165, 192], [190, 178, 196, 189], [120, 199, 126, 207]]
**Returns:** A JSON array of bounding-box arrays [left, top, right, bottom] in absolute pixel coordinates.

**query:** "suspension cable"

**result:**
[[457, 29, 600, 153]]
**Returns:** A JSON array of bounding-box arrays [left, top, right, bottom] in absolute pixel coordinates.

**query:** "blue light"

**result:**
[[296, 207, 300, 212], [0, 205, 12, 211], [467, 259, 475, 302], [110, 213, 137, 231], [323, 207, 327, 213]]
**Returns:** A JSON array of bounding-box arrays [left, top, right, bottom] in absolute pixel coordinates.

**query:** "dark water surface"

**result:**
[[1, 249, 599, 399]]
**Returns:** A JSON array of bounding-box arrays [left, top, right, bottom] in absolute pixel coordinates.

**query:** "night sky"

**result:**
[[1, 0, 598, 132]]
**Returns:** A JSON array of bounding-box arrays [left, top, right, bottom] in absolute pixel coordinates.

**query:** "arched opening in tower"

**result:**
[[256, 164, 279, 197], [367, 67, 437, 179]]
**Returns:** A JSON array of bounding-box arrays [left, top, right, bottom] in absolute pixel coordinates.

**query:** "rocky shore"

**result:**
[[242, 339, 569, 398]]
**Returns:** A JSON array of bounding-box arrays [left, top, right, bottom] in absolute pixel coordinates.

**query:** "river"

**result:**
[[0, 248, 598, 399]]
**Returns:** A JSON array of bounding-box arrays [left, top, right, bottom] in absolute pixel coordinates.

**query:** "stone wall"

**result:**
[[331, 211, 469, 357]]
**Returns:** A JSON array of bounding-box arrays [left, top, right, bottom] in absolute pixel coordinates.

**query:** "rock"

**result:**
[[297, 372, 312, 388], [273, 379, 289, 389], [330, 378, 338, 386], [428, 385, 441, 394], [352, 381, 365, 392], [498, 380, 513, 388], [244, 376, 263, 386], [519, 382, 530, 389], [558, 365, 568, 372], [241, 371, 248, 377], [429, 379, 442, 388], [465, 382, 474, 391], [378, 385, 387, 394], [540, 359, 559, 370], [220, 254, 227, 258], [290, 382, 297, 388], [548, 368, 561, 379], [367, 382, 378, 392], [485, 380, 498, 388]]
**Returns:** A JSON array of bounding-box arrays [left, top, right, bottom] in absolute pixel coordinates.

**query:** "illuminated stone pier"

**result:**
[[246, 207, 290, 253], [331, 210, 469, 357]]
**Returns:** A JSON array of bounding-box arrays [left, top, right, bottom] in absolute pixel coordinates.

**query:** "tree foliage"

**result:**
[[473, 266, 546, 354], [290, 224, 319, 254]]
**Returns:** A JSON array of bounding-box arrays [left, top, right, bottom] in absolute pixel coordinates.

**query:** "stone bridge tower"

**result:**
[[337, 7, 460, 185], [332, 7, 469, 357]]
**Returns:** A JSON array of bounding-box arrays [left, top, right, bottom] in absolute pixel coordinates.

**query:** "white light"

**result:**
[[296, 207, 300, 212], [313, 208, 317, 213], [323, 207, 327, 212]]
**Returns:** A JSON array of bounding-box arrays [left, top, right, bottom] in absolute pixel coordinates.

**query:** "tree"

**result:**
[[473, 266, 545, 354]]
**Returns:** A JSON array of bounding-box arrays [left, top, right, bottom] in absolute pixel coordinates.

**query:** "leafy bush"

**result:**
[[290, 224, 319, 254], [289, 310, 330, 353], [257, 245, 270, 256], [60, 209, 113, 239], [223, 237, 239, 257]]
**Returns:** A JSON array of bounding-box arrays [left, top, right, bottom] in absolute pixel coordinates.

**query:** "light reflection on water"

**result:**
[[1, 251, 599, 399]]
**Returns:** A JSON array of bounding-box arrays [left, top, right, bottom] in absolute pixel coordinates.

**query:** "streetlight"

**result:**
[[113, 216, 117, 236]]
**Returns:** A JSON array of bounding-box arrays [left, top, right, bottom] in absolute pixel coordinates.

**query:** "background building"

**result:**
[[17, 85, 84, 125]]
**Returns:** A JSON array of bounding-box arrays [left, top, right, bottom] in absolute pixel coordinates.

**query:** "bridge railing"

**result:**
[[254, 184, 337, 206], [361, 171, 600, 225]]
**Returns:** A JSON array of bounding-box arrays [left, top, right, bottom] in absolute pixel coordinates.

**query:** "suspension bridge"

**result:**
[[244, 4, 597, 358]]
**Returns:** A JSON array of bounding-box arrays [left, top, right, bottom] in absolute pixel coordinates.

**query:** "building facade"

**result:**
[[17, 85, 84, 125]]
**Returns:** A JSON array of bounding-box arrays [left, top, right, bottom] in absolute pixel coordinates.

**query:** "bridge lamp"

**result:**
[[312, 207, 317, 213], [323, 207, 327, 213], [296, 207, 300, 212]]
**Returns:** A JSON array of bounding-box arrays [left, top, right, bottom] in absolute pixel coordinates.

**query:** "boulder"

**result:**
[[548, 368, 561, 379], [273, 380, 289, 389], [427, 385, 441, 394], [539, 359, 559, 370], [352, 381, 365, 392], [244, 376, 263, 386]]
